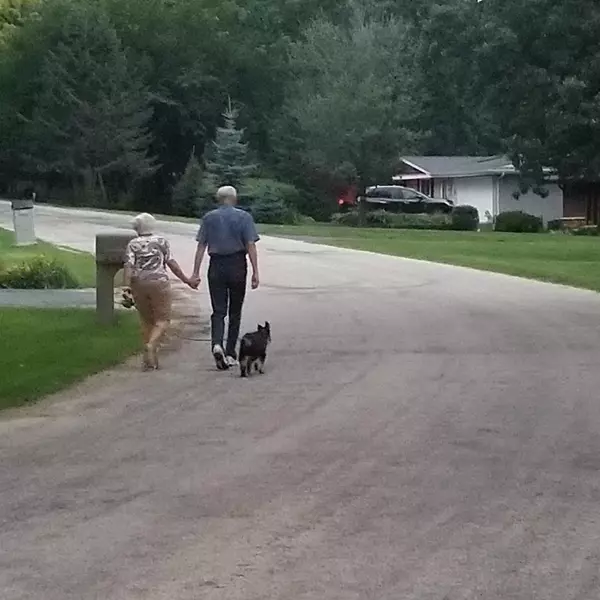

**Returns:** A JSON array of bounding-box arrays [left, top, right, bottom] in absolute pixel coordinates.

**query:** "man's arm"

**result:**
[[192, 243, 206, 280], [243, 215, 260, 289], [190, 220, 207, 288], [247, 242, 259, 289]]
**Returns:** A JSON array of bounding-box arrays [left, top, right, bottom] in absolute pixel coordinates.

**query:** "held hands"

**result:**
[[184, 273, 257, 290], [187, 275, 201, 290]]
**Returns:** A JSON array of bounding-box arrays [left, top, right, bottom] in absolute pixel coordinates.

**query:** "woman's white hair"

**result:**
[[133, 212, 157, 235]]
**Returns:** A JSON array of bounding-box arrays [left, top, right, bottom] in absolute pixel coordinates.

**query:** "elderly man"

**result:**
[[190, 186, 260, 370]]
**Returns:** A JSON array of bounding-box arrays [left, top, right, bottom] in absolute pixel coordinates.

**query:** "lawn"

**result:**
[[258, 224, 600, 292], [0, 308, 140, 410], [0, 227, 96, 288]]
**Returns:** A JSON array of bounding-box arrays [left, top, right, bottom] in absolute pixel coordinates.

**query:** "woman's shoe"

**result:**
[[144, 343, 159, 370]]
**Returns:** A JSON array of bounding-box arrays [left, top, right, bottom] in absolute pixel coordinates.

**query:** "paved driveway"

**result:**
[[1, 202, 600, 599]]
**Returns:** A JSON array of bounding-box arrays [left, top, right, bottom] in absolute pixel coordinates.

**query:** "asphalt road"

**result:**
[[2, 202, 600, 599]]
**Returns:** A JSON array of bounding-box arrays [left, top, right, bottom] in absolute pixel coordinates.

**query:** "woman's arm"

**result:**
[[122, 242, 135, 289], [122, 265, 132, 289], [161, 238, 191, 287], [167, 258, 191, 286]]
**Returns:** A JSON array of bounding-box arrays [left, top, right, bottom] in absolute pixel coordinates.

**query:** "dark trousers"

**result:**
[[208, 252, 247, 357]]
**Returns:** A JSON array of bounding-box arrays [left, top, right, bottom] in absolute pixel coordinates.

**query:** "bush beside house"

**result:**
[[494, 211, 544, 233], [450, 205, 479, 231]]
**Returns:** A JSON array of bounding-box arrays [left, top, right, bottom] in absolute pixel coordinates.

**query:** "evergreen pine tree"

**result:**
[[205, 99, 255, 191], [172, 151, 203, 217]]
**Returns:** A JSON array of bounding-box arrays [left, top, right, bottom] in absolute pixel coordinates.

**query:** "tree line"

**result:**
[[0, 0, 598, 220]]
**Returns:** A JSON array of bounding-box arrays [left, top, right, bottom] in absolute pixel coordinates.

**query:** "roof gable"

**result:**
[[397, 156, 516, 179]]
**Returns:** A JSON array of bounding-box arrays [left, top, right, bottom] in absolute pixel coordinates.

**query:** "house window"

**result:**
[[421, 179, 433, 196], [441, 179, 455, 200]]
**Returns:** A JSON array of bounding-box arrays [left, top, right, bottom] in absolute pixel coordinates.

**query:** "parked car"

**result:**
[[357, 185, 454, 214]]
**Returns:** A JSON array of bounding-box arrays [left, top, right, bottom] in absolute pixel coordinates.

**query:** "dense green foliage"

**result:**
[[0, 226, 96, 286], [450, 205, 479, 232], [495, 211, 544, 234], [241, 178, 301, 224], [1, 0, 598, 217], [331, 210, 452, 230], [0, 256, 78, 288]]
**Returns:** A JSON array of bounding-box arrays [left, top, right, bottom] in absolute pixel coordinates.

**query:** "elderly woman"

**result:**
[[123, 213, 193, 370]]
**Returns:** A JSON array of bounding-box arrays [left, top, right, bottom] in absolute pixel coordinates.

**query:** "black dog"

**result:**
[[239, 322, 271, 377]]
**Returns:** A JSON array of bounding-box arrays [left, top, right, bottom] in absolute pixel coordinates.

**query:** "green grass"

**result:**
[[0, 308, 140, 410], [258, 224, 600, 292], [0, 228, 95, 288]]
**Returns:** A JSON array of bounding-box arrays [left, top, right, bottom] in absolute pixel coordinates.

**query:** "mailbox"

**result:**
[[95, 232, 135, 325], [11, 198, 35, 246]]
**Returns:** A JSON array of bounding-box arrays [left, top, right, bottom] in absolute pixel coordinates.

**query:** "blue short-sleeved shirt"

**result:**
[[196, 205, 260, 256]]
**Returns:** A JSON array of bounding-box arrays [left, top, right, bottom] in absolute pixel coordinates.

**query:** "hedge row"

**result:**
[[330, 208, 599, 234], [331, 205, 480, 231]]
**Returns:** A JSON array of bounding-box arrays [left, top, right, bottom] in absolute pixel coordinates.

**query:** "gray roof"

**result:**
[[398, 156, 516, 179]]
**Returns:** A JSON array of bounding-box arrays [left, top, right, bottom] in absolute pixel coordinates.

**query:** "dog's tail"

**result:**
[[239, 336, 250, 358]]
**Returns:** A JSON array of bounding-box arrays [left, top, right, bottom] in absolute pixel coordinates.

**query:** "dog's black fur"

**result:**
[[239, 322, 271, 377]]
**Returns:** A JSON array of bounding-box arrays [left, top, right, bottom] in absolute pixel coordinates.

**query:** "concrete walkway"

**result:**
[[0, 288, 97, 308]]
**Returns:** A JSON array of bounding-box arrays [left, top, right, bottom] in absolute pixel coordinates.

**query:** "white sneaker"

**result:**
[[225, 355, 239, 368], [212, 345, 228, 370]]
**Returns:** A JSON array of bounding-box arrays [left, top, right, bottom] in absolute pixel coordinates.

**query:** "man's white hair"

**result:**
[[216, 185, 237, 202], [133, 212, 157, 235]]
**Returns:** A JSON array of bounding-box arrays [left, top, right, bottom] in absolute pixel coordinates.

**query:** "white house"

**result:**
[[393, 156, 564, 224]]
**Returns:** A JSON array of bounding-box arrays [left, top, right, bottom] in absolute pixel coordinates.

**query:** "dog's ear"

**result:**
[[257, 324, 263, 331], [264, 321, 270, 330]]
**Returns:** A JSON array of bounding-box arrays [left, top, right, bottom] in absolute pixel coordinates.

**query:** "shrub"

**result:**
[[495, 210, 544, 233], [241, 177, 301, 207], [296, 214, 316, 225], [450, 205, 479, 231], [250, 195, 299, 224], [386, 212, 451, 230], [547, 219, 563, 232], [331, 211, 361, 226], [571, 225, 599, 236], [330, 210, 451, 230], [241, 178, 301, 224], [0, 257, 79, 289], [366, 209, 394, 227]]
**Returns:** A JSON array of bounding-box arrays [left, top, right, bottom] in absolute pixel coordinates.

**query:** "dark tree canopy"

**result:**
[[0, 0, 598, 216]]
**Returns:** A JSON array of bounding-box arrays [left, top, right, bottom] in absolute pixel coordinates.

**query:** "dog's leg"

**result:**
[[258, 353, 266, 374], [240, 356, 249, 378], [247, 358, 257, 376]]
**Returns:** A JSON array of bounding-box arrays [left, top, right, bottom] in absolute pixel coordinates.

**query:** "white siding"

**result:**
[[454, 176, 494, 223], [498, 176, 563, 224]]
